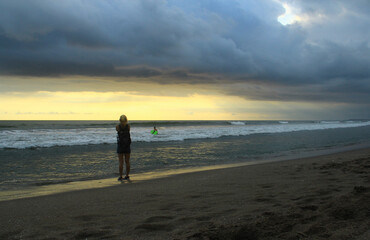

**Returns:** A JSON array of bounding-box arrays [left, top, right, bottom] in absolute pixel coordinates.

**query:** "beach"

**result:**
[[1, 147, 369, 239], [1, 0, 370, 239]]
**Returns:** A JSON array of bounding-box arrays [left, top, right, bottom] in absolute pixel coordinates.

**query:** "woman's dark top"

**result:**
[[117, 124, 131, 154]]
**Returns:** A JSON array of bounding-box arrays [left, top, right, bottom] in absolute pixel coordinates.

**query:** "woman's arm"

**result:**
[[116, 125, 120, 131]]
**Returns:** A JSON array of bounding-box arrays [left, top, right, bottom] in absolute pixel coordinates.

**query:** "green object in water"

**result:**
[[151, 130, 158, 135]]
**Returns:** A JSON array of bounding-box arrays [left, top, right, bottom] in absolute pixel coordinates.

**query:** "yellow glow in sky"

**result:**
[[0, 91, 265, 120], [0, 76, 342, 120]]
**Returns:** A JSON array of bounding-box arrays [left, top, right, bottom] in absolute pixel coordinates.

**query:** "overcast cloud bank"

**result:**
[[0, 0, 369, 107]]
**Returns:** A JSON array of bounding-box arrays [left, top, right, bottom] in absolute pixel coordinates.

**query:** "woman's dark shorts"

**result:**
[[117, 144, 131, 154]]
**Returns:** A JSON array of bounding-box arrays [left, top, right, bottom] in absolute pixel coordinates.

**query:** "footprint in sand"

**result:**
[[135, 215, 175, 232], [74, 229, 112, 240], [135, 223, 174, 232], [144, 215, 174, 223], [74, 214, 103, 222]]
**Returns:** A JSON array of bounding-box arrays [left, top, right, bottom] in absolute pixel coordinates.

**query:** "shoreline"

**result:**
[[0, 146, 369, 239], [1, 142, 369, 202]]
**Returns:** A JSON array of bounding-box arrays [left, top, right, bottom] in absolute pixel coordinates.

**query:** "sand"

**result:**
[[0, 147, 369, 240]]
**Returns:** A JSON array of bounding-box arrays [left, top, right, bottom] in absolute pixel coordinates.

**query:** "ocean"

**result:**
[[1, 120, 370, 200]]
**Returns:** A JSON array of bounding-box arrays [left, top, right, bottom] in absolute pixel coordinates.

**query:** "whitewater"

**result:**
[[1, 120, 369, 149]]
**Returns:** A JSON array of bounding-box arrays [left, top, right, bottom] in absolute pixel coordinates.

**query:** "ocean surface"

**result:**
[[1, 120, 370, 198]]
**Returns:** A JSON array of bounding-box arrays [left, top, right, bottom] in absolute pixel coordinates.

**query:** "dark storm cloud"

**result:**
[[0, 0, 369, 105]]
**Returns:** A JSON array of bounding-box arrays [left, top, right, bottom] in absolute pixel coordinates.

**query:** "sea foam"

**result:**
[[0, 120, 369, 149]]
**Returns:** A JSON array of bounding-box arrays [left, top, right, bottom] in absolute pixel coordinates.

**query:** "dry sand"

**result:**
[[0, 147, 369, 240]]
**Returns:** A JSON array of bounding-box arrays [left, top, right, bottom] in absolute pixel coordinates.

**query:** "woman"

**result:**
[[116, 115, 131, 181]]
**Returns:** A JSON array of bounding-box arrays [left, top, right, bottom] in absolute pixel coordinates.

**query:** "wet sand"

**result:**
[[0, 147, 369, 239]]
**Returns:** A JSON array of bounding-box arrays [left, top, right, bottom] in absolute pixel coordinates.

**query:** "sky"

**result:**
[[0, 0, 369, 120]]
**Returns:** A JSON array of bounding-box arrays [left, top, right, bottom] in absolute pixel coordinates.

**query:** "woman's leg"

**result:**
[[118, 153, 124, 178], [124, 153, 130, 177]]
